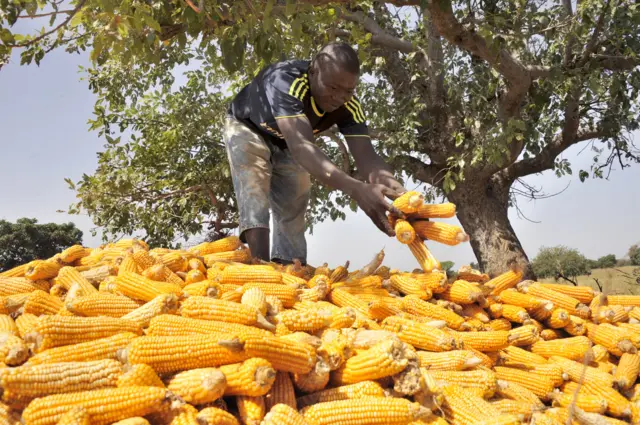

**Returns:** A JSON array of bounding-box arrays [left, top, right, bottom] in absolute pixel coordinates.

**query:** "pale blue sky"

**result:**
[[1, 46, 639, 271]]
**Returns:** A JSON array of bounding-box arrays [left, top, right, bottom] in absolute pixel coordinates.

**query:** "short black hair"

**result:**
[[312, 42, 360, 75]]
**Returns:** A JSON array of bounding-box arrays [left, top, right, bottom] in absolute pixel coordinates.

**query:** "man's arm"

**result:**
[[277, 116, 403, 235], [346, 135, 406, 194]]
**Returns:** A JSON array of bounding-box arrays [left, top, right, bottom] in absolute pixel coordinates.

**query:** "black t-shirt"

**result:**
[[228, 60, 369, 149]]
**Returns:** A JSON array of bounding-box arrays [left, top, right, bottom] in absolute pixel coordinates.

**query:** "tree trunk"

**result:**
[[447, 177, 535, 280]]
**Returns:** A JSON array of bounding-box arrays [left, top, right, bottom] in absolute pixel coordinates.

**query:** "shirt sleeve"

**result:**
[[338, 96, 370, 138], [264, 69, 309, 120]]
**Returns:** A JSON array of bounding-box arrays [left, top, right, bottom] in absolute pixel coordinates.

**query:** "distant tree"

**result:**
[[629, 244, 640, 266], [0, 218, 83, 272], [616, 258, 633, 267], [532, 246, 591, 284], [596, 254, 617, 268], [469, 262, 480, 270], [587, 259, 599, 269]]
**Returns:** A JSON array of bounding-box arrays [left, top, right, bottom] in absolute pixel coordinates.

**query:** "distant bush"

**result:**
[[616, 258, 633, 267], [532, 246, 591, 281], [596, 254, 617, 268], [629, 244, 640, 266]]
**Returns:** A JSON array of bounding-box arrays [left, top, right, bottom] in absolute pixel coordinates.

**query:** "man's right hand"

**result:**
[[351, 182, 405, 237]]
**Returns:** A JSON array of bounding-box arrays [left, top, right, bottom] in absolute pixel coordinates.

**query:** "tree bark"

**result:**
[[447, 178, 535, 280]]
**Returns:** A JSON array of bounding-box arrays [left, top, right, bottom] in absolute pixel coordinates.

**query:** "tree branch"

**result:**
[[423, 8, 446, 109], [17, 9, 74, 18], [8, 0, 87, 48], [339, 9, 415, 53], [395, 155, 443, 187], [504, 129, 614, 180]]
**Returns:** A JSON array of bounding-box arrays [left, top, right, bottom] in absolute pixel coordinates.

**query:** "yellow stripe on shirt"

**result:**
[[344, 101, 364, 124], [347, 99, 366, 123]]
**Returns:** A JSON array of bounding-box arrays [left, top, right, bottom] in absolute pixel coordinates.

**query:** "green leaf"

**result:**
[[70, 9, 84, 27]]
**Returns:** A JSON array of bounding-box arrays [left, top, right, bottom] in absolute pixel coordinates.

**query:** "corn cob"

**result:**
[[14, 313, 37, 339], [23, 290, 64, 315], [413, 202, 456, 218], [25, 260, 61, 281], [531, 335, 592, 361], [520, 283, 589, 317], [381, 316, 456, 352], [495, 379, 545, 408], [27, 332, 138, 364], [189, 236, 241, 256], [121, 294, 179, 328], [160, 252, 187, 273], [0, 264, 29, 278], [131, 249, 159, 272], [218, 358, 276, 397], [261, 404, 309, 425], [21, 387, 182, 425], [264, 371, 296, 411], [410, 272, 448, 293], [415, 350, 481, 371], [540, 328, 563, 340], [147, 314, 272, 339], [0, 315, 18, 337], [579, 381, 632, 418], [331, 338, 408, 386], [184, 269, 206, 285], [471, 414, 521, 425], [564, 314, 586, 336], [400, 295, 465, 329], [439, 280, 485, 305], [275, 308, 332, 332], [236, 395, 265, 425], [487, 318, 512, 331], [115, 272, 182, 302], [494, 366, 557, 399], [117, 364, 165, 388], [65, 293, 140, 317], [539, 283, 595, 304], [183, 280, 221, 298], [220, 266, 281, 285], [56, 266, 98, 294], [302, 397, 430, 425], [500, 304, 531, 323], [195, 407, 240, 425], [296, 381, 385, 409], [0, 277, 50, 296], [438, 384, 499, 425], [499, 345, 547, 367], [614, 353, 640, 390], [456, 330, 509, 351], [243, 336, 316, 375], [394, 219, 416, 244], [241, 287, 267, 316], [117, 255, 138, 276], [179, 297, 274, 331], [55, 406, 90, 425], [410, 220, 468, 246], [497, 289, 550, 310], [328, 288, 369, 316], [26, 315, 142, 352], [241, 283, 298, 307], [0, 332, 28, 366], [425, 369, 497, 398], [166, 368, 227, 404], [408, 239, 439, 272], [292, 361, 331, 393], [1, 359, 123, 402], [392, 191, 424, 214], [585, 322, 636, 356], [142, 264, 184, 286], [486, 267, 523, 296], [547, 355, 614, 387], [490, 399, 538, 420], [461, 303, 490, 323]]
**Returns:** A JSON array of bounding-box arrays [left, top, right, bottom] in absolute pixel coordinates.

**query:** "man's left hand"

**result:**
[[368, 168, 407, 196]]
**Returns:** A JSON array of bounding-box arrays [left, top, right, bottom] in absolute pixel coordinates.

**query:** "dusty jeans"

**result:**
[[223, 115, 311, 264]]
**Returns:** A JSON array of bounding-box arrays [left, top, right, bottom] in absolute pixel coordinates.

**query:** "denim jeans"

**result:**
[[223, 115, 311, 264]]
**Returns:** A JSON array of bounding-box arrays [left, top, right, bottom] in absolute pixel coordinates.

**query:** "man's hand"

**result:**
[[368, 168, 407, 195], [351, 182, 405, 236]]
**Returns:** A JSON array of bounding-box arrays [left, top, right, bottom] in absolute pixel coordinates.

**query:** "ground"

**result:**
[[539, 266, 640, 295]]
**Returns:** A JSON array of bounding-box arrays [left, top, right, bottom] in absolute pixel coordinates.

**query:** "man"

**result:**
[[224, 42, 406, 265]]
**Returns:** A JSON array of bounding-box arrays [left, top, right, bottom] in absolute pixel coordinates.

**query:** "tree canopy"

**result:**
[[532, 245, 591, 282], [0, 218, 83, 271], [3, 0, 639, 275]]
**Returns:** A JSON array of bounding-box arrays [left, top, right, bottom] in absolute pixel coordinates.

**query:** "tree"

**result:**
[[3, 1, 639, 275], [0, 218, 83, 272], [630, 244, 640, 266], [595, 254, 617, 268], [532, 245, 591, 283]]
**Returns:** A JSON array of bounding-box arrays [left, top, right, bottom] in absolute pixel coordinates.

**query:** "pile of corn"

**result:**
[[0, 193, 639, 425]]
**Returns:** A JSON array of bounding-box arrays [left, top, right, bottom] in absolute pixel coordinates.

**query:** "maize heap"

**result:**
[[0, 193, 638, 424]]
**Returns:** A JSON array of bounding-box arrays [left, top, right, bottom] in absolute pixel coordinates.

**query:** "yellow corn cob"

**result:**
[[121, 294, 179, 328], [394, 219, 416, 244], [56, 266, 98, 294], [186, 258, 206, 274], [195, 407, 240, 425], [189, 236, 241, 256], [275, 308, 332, 332], [438, 384, 500, 425], [409, 272, 448, 293], [243, 336, 316, 375], [487, 318, 512, 331], [21, 386, 182, 425], [1, 359, 123, 402], [549, 392, 607, 414], [23, 290, 64, 316], [415, 350, 482, 371], [328, 262, 350, 284], [440, 280, 485, 305], [461, 303, 490, 323], [547, 356, 614, 387], [166, 368, 227, 404], [117, 255, 138, 276], [25, 260, 61, 281], [500, 304, 530, 324], [27, 331, 137, 365], [220, 266, 281, 285], [328, 288, 369, 316], [3, 292, 30, 314], [117, 364, 165, 388], [182, 280, 221, 298], [242, 283, 298, 307], [410, 220, 468, 246], [264, 371, 296, 411], [544, 308, 570, 329], [539, 283, 595, 304], [494, 366, 557, 399], [531, 335, 592, 361], [14, 314, 37, 340], [115, 272, 182, 302], [564, 315, 586, 336], [381, 316, 456, 352], [219, 358, 276, 397], [407, 239, 435, 272], [529, 363, 566, 387], [392, 191, 424, 214], [497, 289, 550, 309], [0, 332, 28, 366], [521, 283, 590, 317], [454, 330, 509, 351], [540, 328, 563, 340], [400, 295, 465, 329], [317, 338, 349, 371], [331, 339, 408, 386], [65, 293, 140, 317], [282, 273, 307, 288], [579, 381, 632, 418], [602, 305, 629, 323], [499, 345, 547, 367], [586, 322, 636, 356], [261, 404, 309, 425], [413, 202, 456, 218], [49, 283, 68, 300], [111, 418, 151, 425], [160, 252, 187, 273], [142, 264, 185, 286], [296, 381, 384, 409], [472, 414, 521, 425], [147, 314, 272, 339], [0, 264, 29, 278], [425, 369, 497, 398], [495, 379, 545, 408], [241, 287, 268, 316], [292, 361, 330, 393], [184, 269, 206, 285], [302, 396, 430, 425], [203, 247, 252, 265], [614, 353, 640, 390], [486, 267, 523, 296], [0, 277, 50, 295], [55, 406, 90, 425], [490, 399, 537, 420], [0, 315, 18, 337], [236, 395, 265, 425], [179, 297, 274, 330]]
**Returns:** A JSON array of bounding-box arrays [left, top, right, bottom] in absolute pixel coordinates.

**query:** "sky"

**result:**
[[1, 44, 639, 272]]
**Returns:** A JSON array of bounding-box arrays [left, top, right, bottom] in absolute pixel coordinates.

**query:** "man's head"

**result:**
[[308, 42, 360, 113]]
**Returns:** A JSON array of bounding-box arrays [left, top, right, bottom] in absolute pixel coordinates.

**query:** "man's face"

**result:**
[[310, 61, 359, 113]]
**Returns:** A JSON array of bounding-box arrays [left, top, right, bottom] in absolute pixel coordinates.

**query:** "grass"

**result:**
[[539, 266, 640, 295]]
